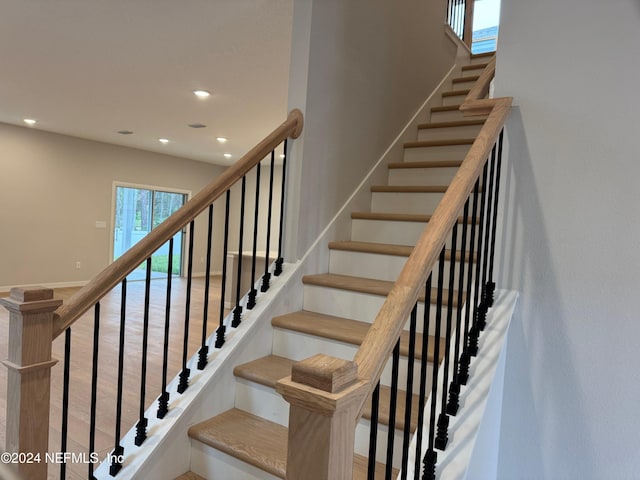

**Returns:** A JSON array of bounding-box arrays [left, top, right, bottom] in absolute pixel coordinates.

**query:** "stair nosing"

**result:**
[[452, 74, 481, 83], [350, 211, 475, 224], [388, 160, 463, 169], [404, 138, 475, 148], [301, 273, 459, 308], [371, 185, 449, 193], [461, 62, 489, 71], [442, 89, 471, 97], [417, 119, 485, 130]]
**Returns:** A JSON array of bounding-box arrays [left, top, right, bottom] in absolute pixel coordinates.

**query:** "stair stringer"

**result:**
[[93, 263, 305, 480]]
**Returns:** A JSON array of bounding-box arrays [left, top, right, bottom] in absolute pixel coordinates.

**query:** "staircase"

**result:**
[[182, 53, 493, 480]]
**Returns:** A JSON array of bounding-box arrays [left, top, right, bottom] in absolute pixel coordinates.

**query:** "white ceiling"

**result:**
[[0, 0, 294, 166]]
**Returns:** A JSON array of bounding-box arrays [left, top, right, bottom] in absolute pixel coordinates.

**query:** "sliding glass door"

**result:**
[[113, 185, 188, 278]]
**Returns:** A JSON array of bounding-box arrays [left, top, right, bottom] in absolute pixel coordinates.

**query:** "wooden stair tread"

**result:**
[[431, 104, 464, 112], [388, 160, 462, 169], [351, 211, 475, 224], [417, 119, 485, 130], [174, 473, 207, 480], [442, 88, 471, 97], [234, 355, 294, 388], [371, 184, 449, 193], [272, 310, 445, 363], [328, 241, 471, 263], [234, 353, 422, 432], [404, 138, 475, 148], [462, 62, 489, 71], [452, 74, 480, 84], [188, 408, 393, 479], [302, 273, 458, 307], [188, 408, 288, 478]]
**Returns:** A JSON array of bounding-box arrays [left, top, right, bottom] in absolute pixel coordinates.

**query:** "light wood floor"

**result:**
[[1, 276, 229, 480]]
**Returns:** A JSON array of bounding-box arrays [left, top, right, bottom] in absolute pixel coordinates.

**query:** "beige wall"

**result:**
[[286, 0, 457, 259], [0, 122, 225, 289]]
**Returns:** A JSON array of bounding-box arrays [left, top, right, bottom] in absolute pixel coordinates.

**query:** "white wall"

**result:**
[[286, 0, 458, 259], [494, 0, 640, 478], [0, 122, 224, 289]]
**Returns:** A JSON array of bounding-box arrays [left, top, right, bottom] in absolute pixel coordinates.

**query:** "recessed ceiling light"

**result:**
[[159, 138, 170, 144], [117, 130, 134, 135], [193, 90, 211, 98], [223, 153, 232, 158], [279, 154, 285, 159], [23, 118, 36, 126], [188, 123, 207, 129], [216, 137, 227, 143]]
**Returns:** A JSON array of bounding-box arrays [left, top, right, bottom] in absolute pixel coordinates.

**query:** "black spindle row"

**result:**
[[447, 0, 466, 40], [56, 142, 290, 478], [366, 130, 505, 479]]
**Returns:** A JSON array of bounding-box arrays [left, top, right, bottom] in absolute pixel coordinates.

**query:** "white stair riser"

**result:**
[[470, 56, 491, 65], [302, 285, 460, 337], [234, 380, 430, 470], [442, 93, 468, 106], [272, 328, 433, 393], [388, 166, 459, 186], [403, 144, 470, 162], [371, 191, 444, 215], [430, 109, 466, 123], [417, 123, 483, 142], [351, 219, 474, 250], [355, 420, 412, 468], [451, 79, 478, 90], [328, 249, 472, 287], [235, 379, 290, 427], [190, 441, 281, 480]]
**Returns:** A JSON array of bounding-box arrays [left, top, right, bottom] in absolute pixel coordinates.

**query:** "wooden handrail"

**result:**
[[352, 59, 511, 416], [52, 109, 303, 339]]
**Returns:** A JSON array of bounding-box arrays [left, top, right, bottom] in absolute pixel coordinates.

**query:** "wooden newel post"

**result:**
[[276, 354, 368, 480], [1, 287, 62, 480]]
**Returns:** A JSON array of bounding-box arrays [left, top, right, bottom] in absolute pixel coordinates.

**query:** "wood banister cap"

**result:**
[[291, 354, 358, 393], [0, 287, 62, 313]]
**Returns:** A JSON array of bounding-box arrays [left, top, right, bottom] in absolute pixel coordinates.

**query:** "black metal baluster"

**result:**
[[486, 130, 505, 307], [435, 223, 459, 451], [158, 238, 174, 418], [468, 164, 489, 357], [60, 327, 71, 480], [458, 181, 480, 385], [247, 164, 261, 310], [178, 222, 195, 390], [414, 275, 432, 480], [385, 341, 401, 480], [88, 303, 100, 480], [275, 139, 287, 276], [135, 258, 152, 445], [423, 249, 446, 480], [261, 151, 276, 292], [447, 203, 470, 416], [199, 208, 213, 369], [233, 177, 247, 327], [478, 147, 497, 332], [216, 192, 231, 348], [401, 305, 418, 480], [367, 381, 381, 480], [110, 279, 127, 475]]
